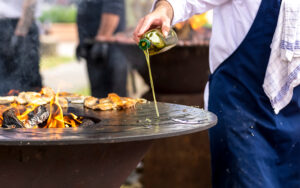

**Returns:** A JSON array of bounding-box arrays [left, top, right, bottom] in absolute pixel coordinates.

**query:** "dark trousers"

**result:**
[[77, 1, 128, 98], [86, 44, 128, 98], [0, 19, 42, 95]]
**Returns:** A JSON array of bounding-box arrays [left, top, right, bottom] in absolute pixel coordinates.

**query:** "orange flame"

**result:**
[[175, 13, 210, 31], [46, 92, 65, 128], [189, 14, 208, 30], [0, 88, 84, 128]]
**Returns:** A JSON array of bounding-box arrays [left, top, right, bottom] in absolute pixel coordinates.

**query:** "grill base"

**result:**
[[0, 141, 151, 188]]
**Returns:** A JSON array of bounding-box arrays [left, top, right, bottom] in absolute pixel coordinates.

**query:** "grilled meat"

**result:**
[[84, 93, 147, 111], [0, 96, 16, 105]]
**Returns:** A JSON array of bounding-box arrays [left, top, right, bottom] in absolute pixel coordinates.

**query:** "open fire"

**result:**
[[0, 88, 85, 128], [0, 87, 146, 128], [173, 12, 212, 44]]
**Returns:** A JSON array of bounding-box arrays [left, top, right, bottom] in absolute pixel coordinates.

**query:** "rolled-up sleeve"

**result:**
[[152, 0, 230, 25], [102, 0, 124, 15]]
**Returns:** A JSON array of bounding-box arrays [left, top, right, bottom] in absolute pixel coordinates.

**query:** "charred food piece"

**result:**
[[25, 105, 50, 128], [2, 108, 25, 128]]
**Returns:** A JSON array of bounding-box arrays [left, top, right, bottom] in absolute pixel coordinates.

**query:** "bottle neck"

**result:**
[[139, 38, 151, 51]]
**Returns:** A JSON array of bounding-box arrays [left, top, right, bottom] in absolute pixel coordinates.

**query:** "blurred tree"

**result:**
[[125, 0, 153, 29]]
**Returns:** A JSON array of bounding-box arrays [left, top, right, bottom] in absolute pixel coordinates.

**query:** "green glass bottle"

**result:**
[[138, 28, 178, 56]]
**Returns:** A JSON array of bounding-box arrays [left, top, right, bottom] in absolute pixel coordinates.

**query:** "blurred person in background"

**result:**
[[0, 0, 42, 95], [76, 0, 128, 98]]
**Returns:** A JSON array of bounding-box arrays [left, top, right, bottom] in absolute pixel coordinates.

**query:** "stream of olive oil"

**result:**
[[144, 49, 160, 117]]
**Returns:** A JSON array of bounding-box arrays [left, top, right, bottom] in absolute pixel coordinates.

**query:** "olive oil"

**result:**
[[139, 29, 178, 118], [139, 28, 178, 55], [144, 49, 160, 117]]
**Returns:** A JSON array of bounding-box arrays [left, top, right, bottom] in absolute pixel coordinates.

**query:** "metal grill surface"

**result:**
[[0, 102, 217, 145]]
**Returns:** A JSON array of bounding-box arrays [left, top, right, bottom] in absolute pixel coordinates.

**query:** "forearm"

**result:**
[[96, 13, 120, 37], [15, 0, 37, 36], [133, 0, 229, 41], [155, 0, 229, 25]]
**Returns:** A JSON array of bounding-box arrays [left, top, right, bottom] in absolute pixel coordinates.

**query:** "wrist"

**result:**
[[155, 0, 174, 21], [95, 34, 114, 42]]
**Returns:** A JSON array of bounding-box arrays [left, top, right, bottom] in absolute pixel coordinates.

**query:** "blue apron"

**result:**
[[208, 0, 300, 187]]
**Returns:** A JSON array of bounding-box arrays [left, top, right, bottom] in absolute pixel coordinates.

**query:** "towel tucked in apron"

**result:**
[[263, 0, 300, 114], [208, 0, 300, 187]]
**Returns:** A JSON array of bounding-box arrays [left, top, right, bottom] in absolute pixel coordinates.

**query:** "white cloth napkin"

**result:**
[[263, 0, 300, 114]]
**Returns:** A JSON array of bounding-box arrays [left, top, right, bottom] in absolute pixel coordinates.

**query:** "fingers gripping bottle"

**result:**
[[138, 28, 178, 56]]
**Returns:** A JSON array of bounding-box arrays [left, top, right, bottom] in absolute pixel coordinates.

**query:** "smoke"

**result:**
[[0, 19, 42, 95]]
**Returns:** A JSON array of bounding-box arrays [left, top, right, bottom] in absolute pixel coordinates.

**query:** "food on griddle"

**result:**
[[40, 87, 55, 98], [1, 88, 146, 110], [84, 93, 147, 111], [58, 97, 69, 108], [0, 87, 147, 128], [16, 92, 44, 105], [84, 96, 99, 109], [0, 96, 16, 105]]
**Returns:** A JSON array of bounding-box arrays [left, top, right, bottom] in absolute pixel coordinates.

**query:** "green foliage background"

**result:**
[[39, 5, 77, 23]]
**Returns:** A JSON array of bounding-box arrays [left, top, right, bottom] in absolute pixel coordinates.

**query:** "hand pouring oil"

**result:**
[[139, 28, 178, 117]]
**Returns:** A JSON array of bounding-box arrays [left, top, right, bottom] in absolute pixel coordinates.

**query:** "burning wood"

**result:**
[[0, 87, 147, 128], [2, 109, 25, 128], [26, 105, 50, 128]]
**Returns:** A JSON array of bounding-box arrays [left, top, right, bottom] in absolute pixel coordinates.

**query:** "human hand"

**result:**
[[76, 42, 91, 61], [133, 0, 174, 43], [95, 35, 114, 42], [90, 42, 109, 63]]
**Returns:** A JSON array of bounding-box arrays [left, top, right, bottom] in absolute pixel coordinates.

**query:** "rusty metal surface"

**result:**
[[0, 141, 152, 188], [0, 103, 217, 145], [148, 45, 210, 93], [142, 95, 212, 188]]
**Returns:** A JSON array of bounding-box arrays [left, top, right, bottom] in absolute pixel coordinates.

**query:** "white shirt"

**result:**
[[153, 0, 262, 108], [166, 0, 262, 73], [0, 0, 40, 19]]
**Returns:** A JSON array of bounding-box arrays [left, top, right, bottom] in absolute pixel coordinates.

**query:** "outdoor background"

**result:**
[[39, 0, 154, 97]]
